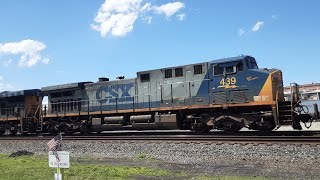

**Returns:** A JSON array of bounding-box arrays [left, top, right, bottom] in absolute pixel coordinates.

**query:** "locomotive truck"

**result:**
[[0, 55, 318, 135]]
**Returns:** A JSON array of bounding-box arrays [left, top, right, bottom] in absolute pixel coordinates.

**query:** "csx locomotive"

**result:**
[[0, 55, 318, 135]]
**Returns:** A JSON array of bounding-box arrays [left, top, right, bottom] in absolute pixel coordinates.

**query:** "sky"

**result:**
[[0, 0, 320, 92]]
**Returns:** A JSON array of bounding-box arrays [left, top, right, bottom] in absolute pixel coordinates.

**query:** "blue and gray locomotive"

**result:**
[[0, 55, 317, 135]]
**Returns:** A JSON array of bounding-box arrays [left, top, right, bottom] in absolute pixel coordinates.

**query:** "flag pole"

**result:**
[[55, 133, 62, 179], [48, 133, 64, 180], [58, 132, 62, 178]]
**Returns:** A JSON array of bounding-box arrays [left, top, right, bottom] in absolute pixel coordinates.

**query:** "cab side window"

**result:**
[[237, 62, 243, 72], [214, 65, 224, 76], [225, 66, 236, 74], [246, 59, 258, 69], [214, 61, 240, 76]]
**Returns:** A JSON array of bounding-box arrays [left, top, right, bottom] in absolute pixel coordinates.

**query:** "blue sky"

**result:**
[[0, 0, 319, 91]]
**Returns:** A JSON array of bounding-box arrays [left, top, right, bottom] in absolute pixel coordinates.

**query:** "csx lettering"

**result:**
[[96, 83, 134, 104]]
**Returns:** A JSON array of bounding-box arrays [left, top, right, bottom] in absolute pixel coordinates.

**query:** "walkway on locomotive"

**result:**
[[43, 55, 282, 117]]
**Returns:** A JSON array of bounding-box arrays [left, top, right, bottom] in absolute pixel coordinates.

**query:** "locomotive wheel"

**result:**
[[191, 121, 210, 134], [64, 124, 74, 135], [9, 129, 17, 136], [0, 130, 5, 135], [218, 120, 242, 134], [80, 125, 90, 135], [28, 125, 37, 134], [48, 125, 58, 136], [49, 129, 58, 136], [257, 120, 276, 133]]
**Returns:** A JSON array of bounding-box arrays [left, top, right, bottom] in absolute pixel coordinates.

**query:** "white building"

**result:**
[[284, 83, 320, 101]]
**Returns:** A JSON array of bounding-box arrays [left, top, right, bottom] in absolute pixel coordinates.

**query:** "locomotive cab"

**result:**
[[208, 56, 283, 105], [187, 56, 286, 133]]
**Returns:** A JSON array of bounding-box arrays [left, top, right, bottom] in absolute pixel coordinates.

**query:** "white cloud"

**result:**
[[3, 59, 12, 67], [154, 2, 184, 18], [42, 57, 49, 64], [0, 76, 14, 92], [145, 16, 152, 24], [177, 13, 185, 21], [91, 0, 185, 38], [272, 14, 279, 20], [251, 21, 264, 32], [140, 2, 152, 12], [0, 39, 49, 67], [0, 82, 14, 92], [238, 28, 245, 36], [91, 0, 143, 37]]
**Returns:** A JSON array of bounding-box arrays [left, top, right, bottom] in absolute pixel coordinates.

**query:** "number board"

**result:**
[[218, 77, 238, 89]]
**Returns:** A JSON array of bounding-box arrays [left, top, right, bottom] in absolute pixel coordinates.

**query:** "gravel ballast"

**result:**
[[1, 140, 320, 180]]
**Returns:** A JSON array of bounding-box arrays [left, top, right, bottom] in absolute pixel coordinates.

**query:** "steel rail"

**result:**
[[1, 135, 320, 144]]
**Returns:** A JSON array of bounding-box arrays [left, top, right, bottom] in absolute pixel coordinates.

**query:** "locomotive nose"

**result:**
[[258, 69, 284, 102]]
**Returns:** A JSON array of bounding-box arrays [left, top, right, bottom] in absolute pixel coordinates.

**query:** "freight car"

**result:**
[[0, 55, 318, 135]]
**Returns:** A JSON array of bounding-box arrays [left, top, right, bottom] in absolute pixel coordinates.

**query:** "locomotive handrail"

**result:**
[[46, 90, 196, 115], [25, 106, 32, 118], [275, 91, 280, 127], [0, 107, 24, 118], [46, 92, 169, 114], [33, 104, 41, 116], [160, 79, 209, 85], [46, 81, 201, 114]]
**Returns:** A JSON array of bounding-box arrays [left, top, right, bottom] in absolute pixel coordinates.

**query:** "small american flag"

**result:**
[[47, 134, 62, 151]]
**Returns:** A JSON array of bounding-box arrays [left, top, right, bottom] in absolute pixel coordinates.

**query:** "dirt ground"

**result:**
[[75, 155, 320, 180]]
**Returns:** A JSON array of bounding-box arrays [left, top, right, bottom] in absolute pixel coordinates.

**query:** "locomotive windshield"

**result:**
[[246, 59, 258, 69]]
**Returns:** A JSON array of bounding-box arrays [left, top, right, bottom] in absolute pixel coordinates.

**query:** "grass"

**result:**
[[135, 153, 157, 160], [194, 177, 276, 180], [0, 154, 174, 180], [0, 154, 277, 180]]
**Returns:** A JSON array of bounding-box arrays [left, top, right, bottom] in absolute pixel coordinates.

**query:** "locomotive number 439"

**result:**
[[218, 77, 238, 89]]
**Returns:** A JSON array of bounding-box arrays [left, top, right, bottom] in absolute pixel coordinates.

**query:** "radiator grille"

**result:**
[[213, 92, 226, 104], [232, 91, 247, 103]]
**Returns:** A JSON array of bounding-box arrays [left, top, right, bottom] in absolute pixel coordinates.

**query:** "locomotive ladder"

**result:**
[[33, 105, 43, 132], [277, 83, 302, 129], [21, 105, 43, 133], [20, 107, 32, 133]]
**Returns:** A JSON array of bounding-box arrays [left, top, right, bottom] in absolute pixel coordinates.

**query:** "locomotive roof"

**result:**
[[41, 81, 92, 92], [137, 55, 253, 74], [0, 89, 41, 98], [210, 55, 253, 64], [85, 78, 136, 85]]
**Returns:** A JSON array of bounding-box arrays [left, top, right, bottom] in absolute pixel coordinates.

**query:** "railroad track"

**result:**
[[1, 135, 320, 145], [2, 129, 320, 137]]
